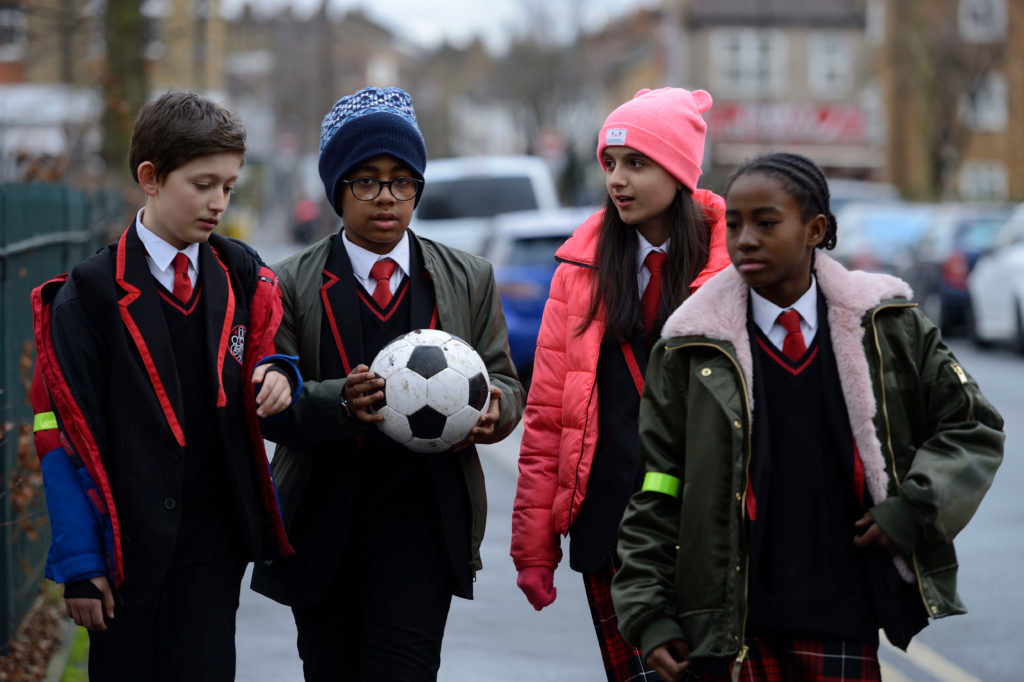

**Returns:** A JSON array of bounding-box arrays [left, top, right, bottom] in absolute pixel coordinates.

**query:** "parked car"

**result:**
[[966, 204, 1024, 352], [411, 155, 561, 255], [901, 203, 1012, 335], [831, 202, 935, 276], [483, 207, 596, 391], [827, 178, 900, 213]]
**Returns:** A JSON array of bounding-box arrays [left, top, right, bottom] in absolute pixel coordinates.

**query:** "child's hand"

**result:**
[[853, 512, 900, 556], [516, 565, 557, 610], [344, 364, 386, 424], [453, 386, 502, 451], [66, 576, 115, 631], [252, 364, 293, 418], [646, 639, 691, 682]]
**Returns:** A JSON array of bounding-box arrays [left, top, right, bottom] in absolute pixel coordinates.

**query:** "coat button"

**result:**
[[735, 492, 742, 502], [733, 420, 742, 429], [163, 497, 176, 510], [701, 368, 712, 377]]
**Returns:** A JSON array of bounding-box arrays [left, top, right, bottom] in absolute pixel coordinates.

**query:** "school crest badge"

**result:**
[[229, 325, 246, 364]]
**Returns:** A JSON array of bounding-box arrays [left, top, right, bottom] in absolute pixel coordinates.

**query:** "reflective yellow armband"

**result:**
[[642, 472, 681, 498], [33, 411, 57, 432]]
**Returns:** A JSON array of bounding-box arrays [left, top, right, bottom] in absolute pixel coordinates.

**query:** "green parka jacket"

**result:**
[[611, 254, 1003, 665], [256, 230, 524, 597]]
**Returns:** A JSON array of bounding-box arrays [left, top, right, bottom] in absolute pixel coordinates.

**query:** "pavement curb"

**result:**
[[42, 620, 78, 682]]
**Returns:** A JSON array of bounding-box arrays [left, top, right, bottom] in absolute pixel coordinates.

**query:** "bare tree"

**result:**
[[888, 0, 1005, 199], [100, 0, 147, 181]]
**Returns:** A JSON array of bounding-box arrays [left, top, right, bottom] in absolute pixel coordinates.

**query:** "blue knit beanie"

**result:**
[[318, 86, 427, 215]]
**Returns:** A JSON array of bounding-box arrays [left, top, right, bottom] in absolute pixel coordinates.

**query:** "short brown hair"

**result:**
[[128, 91, 246, 184]]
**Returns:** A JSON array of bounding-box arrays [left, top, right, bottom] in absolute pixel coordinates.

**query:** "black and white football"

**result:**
[[369, 329, 491, 453]]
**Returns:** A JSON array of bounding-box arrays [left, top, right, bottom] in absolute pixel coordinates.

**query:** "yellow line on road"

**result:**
[[882, 639, 983, 682]]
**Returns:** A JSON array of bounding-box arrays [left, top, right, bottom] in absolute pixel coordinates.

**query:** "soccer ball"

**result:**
[[369, 329, 491, 453]]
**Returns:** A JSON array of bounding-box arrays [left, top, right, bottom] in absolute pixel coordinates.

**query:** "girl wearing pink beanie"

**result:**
[[511, 87, 730, 681]]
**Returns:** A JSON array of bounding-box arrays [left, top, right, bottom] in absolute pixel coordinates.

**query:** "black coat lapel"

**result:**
[[408, 237, 436, 331], [321, 234, 365, 373], [200, 240, 234, 408], [114, 222, 186, 446]]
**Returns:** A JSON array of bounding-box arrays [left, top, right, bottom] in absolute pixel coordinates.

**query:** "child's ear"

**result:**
[[137, 161, 160, 196], [807, 214, 827, 248]]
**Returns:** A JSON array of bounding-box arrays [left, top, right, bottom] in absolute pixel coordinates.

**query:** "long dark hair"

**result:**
[[578, 189, 711, 342]]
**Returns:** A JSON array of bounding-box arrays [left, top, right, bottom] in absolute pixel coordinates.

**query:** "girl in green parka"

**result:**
[[611, 153, 1004, 682]]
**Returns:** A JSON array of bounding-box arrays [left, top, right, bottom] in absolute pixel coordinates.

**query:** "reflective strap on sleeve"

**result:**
[[34, 411, 58, 432], [642, 472, 681, 498]]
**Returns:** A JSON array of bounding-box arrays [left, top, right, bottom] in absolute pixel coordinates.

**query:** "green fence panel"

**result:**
[[0, 182, 117, 651]]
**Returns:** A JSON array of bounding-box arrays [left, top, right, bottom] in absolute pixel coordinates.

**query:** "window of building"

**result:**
[[962, 72, 1007, 132], [958, 0, 1006, 42], [808, 32, 854, 98], [959, 161, 1007, 200], [0, 5, 28, 62], [711, 29, 788, 98]]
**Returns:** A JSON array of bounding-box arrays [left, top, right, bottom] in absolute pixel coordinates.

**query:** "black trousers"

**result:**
[[292, 511, 454, 682], [87, 506, 247, 682]]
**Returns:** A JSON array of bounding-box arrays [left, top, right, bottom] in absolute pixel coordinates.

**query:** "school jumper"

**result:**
[[250, 229, 524, 680], [610, 253, 1004, 671], [31, 222, 294, 678]]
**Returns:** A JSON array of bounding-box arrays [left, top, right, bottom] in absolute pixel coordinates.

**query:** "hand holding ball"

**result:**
[[369, 329, 491, 453]]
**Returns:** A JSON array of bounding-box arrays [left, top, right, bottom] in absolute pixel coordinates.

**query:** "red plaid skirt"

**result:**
[[690, 636, 881, 682], [584, 564, 664, 681]]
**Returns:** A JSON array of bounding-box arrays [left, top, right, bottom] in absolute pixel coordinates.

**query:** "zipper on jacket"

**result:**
[[665, 340, 753, 665], [869, 302, 931, 611], [731, 644, 749, 682], [558, 256, 599, 532], [566, 376, 599, 531]]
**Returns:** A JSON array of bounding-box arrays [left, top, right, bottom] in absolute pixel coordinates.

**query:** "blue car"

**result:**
[[483, 207, 597, 392]]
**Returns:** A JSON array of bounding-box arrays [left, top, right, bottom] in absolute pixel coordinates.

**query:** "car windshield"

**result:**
[[845, 210, 931, 251], [504, 236, 567, 267], [417, 177, 538, 220], [956, 217, 1006, 252]]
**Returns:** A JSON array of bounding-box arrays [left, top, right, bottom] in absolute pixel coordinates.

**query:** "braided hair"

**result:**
[[724, 152, 838, 250]]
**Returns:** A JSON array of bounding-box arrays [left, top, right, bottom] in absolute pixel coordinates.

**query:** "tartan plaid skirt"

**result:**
[[584, 564, 664, 681], [689, 636, 882, 682]]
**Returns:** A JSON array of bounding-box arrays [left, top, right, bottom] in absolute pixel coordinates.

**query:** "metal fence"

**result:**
[[0, 182, 123, 651]]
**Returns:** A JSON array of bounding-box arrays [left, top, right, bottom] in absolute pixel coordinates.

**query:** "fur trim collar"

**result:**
[[662, 253, 912, 516]]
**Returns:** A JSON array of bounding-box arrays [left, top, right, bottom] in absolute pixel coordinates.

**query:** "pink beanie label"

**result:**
[[597, 87, 713, 192], [605, 128, 627, 146]]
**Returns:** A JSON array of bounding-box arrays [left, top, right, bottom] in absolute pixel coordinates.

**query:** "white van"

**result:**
[[411, 155, 560, 255]]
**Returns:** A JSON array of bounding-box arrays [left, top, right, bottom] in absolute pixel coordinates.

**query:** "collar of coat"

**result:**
[[661, 252, 914, 516]]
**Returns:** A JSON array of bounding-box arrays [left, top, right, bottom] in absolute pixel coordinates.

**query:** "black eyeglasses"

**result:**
[[341, 177, 423, 202]]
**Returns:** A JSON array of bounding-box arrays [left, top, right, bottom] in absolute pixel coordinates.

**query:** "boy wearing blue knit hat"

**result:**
[[251, 86, 525, 681]]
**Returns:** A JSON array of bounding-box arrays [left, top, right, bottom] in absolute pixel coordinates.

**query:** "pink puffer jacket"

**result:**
[[510, 189, 730, 571]]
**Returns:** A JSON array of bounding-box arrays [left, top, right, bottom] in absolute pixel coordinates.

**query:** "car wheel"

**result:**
[[966, 299, 992, 349]]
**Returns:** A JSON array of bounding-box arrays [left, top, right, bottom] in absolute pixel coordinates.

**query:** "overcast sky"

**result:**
[[220, 0, 661, 54]]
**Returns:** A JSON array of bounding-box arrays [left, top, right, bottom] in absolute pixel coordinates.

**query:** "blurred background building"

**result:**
[[0, 0, 1021, 225]]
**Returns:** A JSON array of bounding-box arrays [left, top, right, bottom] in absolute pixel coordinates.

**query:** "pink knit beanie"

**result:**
[[597, 87, 713, 192]]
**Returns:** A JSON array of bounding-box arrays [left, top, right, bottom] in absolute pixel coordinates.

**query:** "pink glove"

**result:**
[[517, 566, 557, 611]]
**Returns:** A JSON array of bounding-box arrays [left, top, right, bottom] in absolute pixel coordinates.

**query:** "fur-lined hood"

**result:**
[[661, 252, 913, 516]]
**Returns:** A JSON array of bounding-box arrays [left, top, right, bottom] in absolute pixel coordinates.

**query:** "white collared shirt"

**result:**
[[341, 230, 410, 294], [136, 208, 199, 292], [636, 231, 670, 296], [750, 275, 819, 352]]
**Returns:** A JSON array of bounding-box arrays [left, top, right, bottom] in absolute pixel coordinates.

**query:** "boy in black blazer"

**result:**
[[31, 91, 297, 681]]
